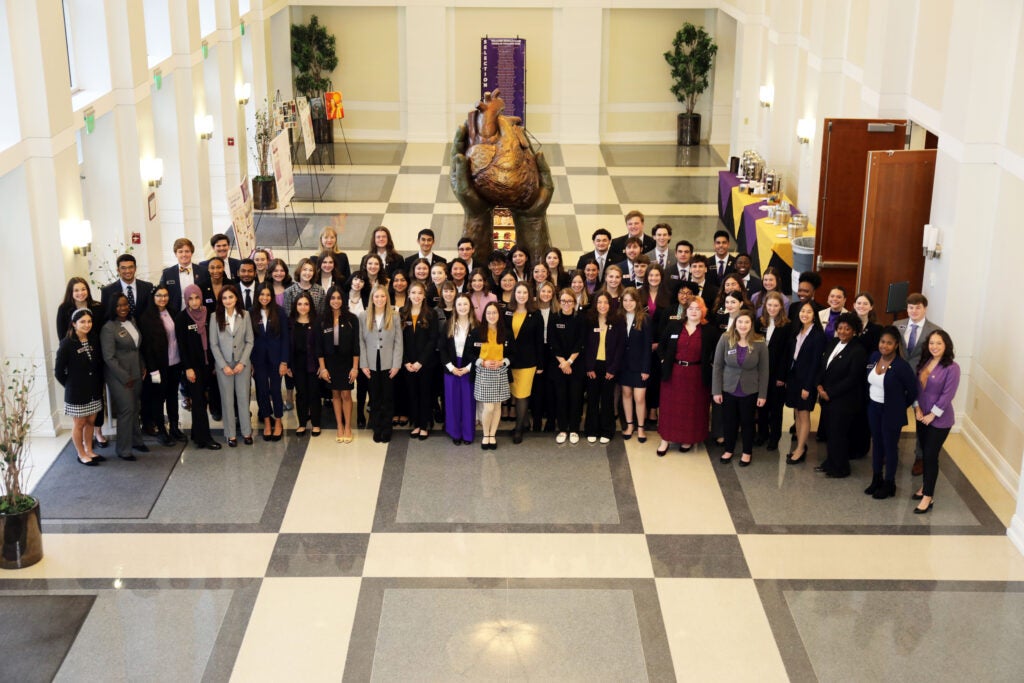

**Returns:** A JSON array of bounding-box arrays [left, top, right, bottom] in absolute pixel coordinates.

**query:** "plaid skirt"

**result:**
[[65, 399, 102, 417], [474, 366, 510, 402]]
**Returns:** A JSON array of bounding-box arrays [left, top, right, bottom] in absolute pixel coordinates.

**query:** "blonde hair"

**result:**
[[621, 286, 647, 330], [726, 309, 764, 348], [365, 284, 395, 330]]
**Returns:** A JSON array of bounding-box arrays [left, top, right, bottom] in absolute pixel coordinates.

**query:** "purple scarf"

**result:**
[[183, 284, 208, 351]]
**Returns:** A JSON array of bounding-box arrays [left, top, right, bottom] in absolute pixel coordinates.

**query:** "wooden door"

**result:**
[[814, 119, 908, 297], [857, 149, 936, 324]]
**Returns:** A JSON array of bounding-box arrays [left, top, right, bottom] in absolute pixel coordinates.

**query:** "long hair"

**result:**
[[322, 285, 348, 323], [368, 226, 401, 263], [401, 282, 433, 328], [468, 268, 492, 295], [252, 283, 283, 335], [215, 284, 243, 330], [316, 251, 337, 280], [621, 286, 647, 330], [62, 277, 98, 308], [569, 271, 590, 308], [293, 257, 316, 285], [599, 265, 624, 298], [879, 325, 906, 359], [477, 301, 507, 344], [854, 291, 878, 324], [545, 248, 567, 286], [758, 291, 790, 329], [269, 258, 293, 288], [289, 291, 318, 326], [66, 307, 94, 340], [365, 284, 395, 330], [448, 293, 478, 338], [511, 281, 536, 313], [588, 292, 623, 325], [712, 273, 751, 311], [917, 329, 955, 370], [639, 264, 670, 310], [725, 309, 763, 347]]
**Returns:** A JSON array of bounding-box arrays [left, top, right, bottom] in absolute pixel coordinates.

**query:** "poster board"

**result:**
[[481, 38, 527, 125], [270, 130, 295, 207], [297, 96, 316, 159], [325, 91, 344, 120], [228, 178, 256, 258]]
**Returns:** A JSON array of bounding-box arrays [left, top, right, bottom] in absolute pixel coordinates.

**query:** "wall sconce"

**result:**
[[922, 223, 942, 259], [796, 118, 815, 144], [236, 82, 251, 105], [60, 219, 93, 255], [140, 158, 164, 187], [196, 114, 214, 140], [759, 85, 774, 109]]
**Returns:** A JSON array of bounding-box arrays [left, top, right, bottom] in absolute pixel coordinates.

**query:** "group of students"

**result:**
[[53, 215, 959, 512]]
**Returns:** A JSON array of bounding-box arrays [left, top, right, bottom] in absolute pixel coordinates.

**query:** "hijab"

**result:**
[[183, 284, 208, 351]]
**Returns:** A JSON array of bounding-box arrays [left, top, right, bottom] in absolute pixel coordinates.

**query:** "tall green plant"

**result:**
[[250, 103, 273, 180], [664, 23, 718, 116], [291, 15, 338, 99], [0, 362, 36, 515]]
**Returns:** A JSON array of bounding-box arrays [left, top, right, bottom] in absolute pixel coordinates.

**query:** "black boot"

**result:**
[[873, 480, 896, 500], [864, 473, 883, 496], [155, 425, 174, 447], [169, 425, 187, 442]]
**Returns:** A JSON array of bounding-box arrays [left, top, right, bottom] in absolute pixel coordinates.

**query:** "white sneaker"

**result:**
[[599, 436, 611, 444], [569, 432, 580, 444], [556, 432, 567, 444], [587, 435, 597, 444]]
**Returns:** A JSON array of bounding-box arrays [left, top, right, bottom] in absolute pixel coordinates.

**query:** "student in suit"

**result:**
[[283, 258, 325, 317], [615, 237, 646, 286], [440, 294, 479, 445], [712, 309, 769, 466], [610, 210, 656, 255], [234, 259, 259, 313], [911, 330, 961, 514], [666, 240, 694, 283], [544, 248, 572, 289], [101, 293, 148, 461], [402, 228, 447, 274], [200, 233, 242, 281], [359, 285, 404, 443], [851, 291, 883, 458], [734, 254, 762, 296], [576, 228, 617, 280], [688, 256, 718, 313], [754, 292, 791, 451], [456, 237, 485, 272], [175, 285, 221, 449], [288, 292, 322, 437], [200, 257, 234, 313], [56, 277, 109, 448], [707, 230, 737, 287], [750, 267, 789, 317], [645, 223, 674, 271], [786, 271, 825, 322], [160, 238, 210, 313], [318, 285, 360, 443], [400, 282, 440, 439], [505, 282, 545, 443], [138, 286, 185, 445], [474, 302, 513, 450], [55, 309, 105, 465], [100, 254, 154, 321], [318, 226, 352, 282], [618, 288, 653, 443], [251, 284, 289, 442], [864, 326, 918, 500], [209, 284, 255, 447], [784, 301, 827, 464], [895, 292, 942, 476], [548, 288, 586, 444], [583, 292, 625, 443], [817, 287, 849, 337], [814, 313, 868, 478], [368, 226, 405, 277]]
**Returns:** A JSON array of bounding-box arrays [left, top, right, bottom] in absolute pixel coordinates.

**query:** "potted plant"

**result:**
[[251, 104, 277, 211], [664, 22, 718, 146], [291, 14, 338, 145], [0, 362, 43, 569]]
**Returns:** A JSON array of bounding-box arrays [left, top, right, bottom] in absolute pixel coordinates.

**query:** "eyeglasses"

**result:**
[[559, 299, 575, 304]]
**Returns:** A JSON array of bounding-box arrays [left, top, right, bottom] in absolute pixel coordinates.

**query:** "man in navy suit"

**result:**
[[610, 210, 656, 256], [707, 230, 737, 286], [160, 238, 209, 313], [200, 233, 242, 281], [100, 254, 154, 320], [402, 228, 447, 274]]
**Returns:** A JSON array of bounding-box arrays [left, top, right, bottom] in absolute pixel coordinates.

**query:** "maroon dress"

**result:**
[[659, 326, 710, 444]]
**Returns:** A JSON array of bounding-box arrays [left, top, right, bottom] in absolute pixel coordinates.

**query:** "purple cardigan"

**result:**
[[915, 361, 960, 429]]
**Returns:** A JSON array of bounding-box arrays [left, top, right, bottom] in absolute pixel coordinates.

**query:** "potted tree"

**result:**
[[292, 14, 338, 145], [251, 104, 277, 211], [664, 22, 718, 146], [0, 362, 43, 569]]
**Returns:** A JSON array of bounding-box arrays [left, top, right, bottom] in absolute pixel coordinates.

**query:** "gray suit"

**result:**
[[101, 320, 146, 457], [645, 248, 672, 269], [711, 337, 770, 398], [895, 317, 941, 370], [358, 312, 404, 370], [210, 311, 255, 438]]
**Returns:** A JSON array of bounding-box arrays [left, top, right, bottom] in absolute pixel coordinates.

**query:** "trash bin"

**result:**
[[790, 236, 816, 292]]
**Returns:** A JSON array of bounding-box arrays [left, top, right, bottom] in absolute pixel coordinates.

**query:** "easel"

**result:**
[[252, 201, 304, 264]]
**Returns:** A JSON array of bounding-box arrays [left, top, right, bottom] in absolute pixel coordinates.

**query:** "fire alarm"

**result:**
[[131, 232, 141, 245], [227, 137, 235, 146]]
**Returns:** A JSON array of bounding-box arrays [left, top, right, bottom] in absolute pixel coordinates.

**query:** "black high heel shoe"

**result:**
[[656, 441, 669, 457], [622, 422, 634, 440], [636, 425, 647, 443], [78, 456, 98, 466]]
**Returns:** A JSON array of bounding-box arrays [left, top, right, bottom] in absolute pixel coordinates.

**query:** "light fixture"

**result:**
[[196, 114, 214, 140], [796, 118, 815, 144], [922, 223, 942, 259], [759, 85, 774, 109], [60, 219, 93, 255], [140, 158, 164, 187], [236, 82, 251, 105]]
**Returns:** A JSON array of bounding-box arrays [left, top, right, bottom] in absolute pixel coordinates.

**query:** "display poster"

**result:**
[[325, 91, 344, 120], [481, 38, 527, 125], [297, 96, 316, 159], [280, 99, 298, 129], [309, 96, 326, 120], [228, 178, 256, 258], [270, 130, 296, 207]]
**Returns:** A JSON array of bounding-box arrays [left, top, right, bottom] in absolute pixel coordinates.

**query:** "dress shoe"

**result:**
[[118, 453, 137, 461], [78, 456, 99, 466], [311, 429, 321, 437], [786, 452, 806, 465], [169, 427, 187, 441], [134, 444, 150, 453], [373, 433, 382, 443], [157, 432, 174, 447], [719, 454, 733, 463], [93, 438, 109, 449], [512, 431, 523, 445], [826, 470, 850, 479], [243, 436, 254, 445], [204, 441, 222, 450], [656, 442, 669, 457], [864, 474, 883, 495], [637, 427, 647, 443], [766, 441, 779, 451], [227, 439, 238, 448], [872, 481, 896, 499], [753, 435, 767, 447], [738, 456, 752, 467], [587, 436, 597, 444], [210, 412, 222, 422], [599, 437, 611, 444], [814, 465, 827, 473], [911, 459, 924, 476], [678, 444, 692, 453], [913, 501, 934, 514], [143, 424, 161, 437], [91, 454, 107, 463], [912, 492, 925, 501]]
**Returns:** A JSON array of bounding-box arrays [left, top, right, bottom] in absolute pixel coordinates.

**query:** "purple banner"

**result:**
[[481, 37, 526, 125]]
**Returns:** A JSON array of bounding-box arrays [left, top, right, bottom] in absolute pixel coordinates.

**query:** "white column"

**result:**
[[403, 5, 448, 142], [555, 5, 602, 144]]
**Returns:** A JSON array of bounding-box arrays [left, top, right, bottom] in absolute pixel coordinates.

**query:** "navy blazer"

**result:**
[[101, 279, 154, 320], [867, 352, 918, 430], [756, 320, 791, 385], [583, 319, 625, 376], [504, 309, 545, 369], [621, 315, 653, 375], [160, 263, 210, 313], [55, 336, 104, 405], [318, 311, 360, 365], [439, 329, 481, 378], [817, 338, 868, 411], [251, 310, 291, 368], [784, 324, 827, 395], [401, 307, 441, 368]]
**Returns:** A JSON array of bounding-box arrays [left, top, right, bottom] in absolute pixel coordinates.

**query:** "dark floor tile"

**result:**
[[600, 143, 724, 167], [0, 595, 95, 683], [574, 203, 623, 215], [399, 166, 442, 174], [611, 175, 719, 205], [385, 202, 436, 214], [646, 534, 750, 578], [265, 533, 369, 577], [565, 166, 609, 175]]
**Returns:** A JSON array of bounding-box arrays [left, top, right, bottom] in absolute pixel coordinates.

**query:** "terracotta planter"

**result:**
[[677, 113, 701, 146], [252, 177, 278, 211], [0, 499, 43, 570]]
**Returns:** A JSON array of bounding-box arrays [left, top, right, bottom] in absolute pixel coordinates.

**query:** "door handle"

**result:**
[[816, 259, 858, 269]]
